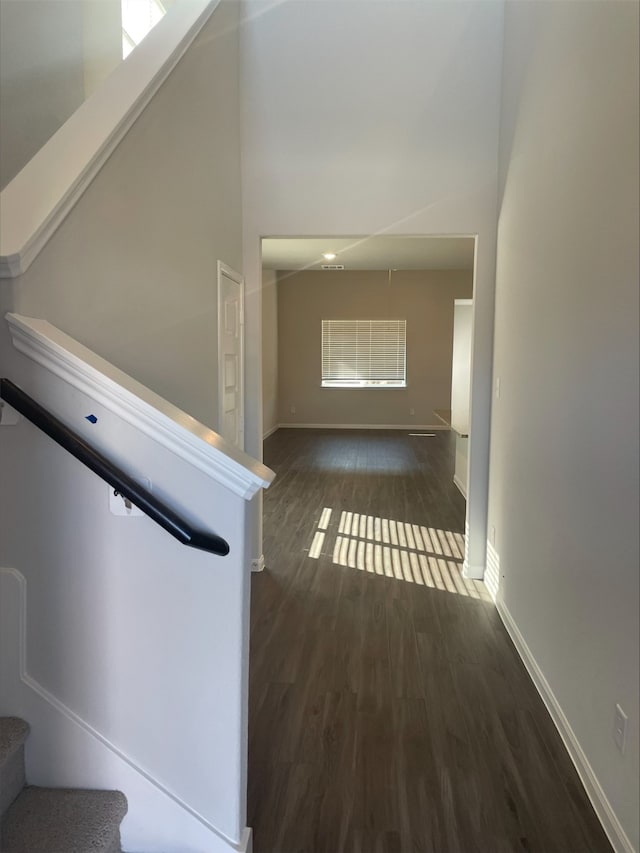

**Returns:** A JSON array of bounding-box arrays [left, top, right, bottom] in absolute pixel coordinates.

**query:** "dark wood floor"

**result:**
[[248, 429, 612, 853]]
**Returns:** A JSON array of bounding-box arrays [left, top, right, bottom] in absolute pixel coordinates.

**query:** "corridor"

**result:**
[[248, 429, 612, 853]]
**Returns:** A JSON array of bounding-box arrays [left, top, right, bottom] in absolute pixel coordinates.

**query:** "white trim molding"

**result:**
[[263, 425, 280, 440], [462, 562, 485, 581], [251, 556, 265, 573], [6, 313, 275, 500], [276, 423, 449, 431], [0, 0, 219, 279], [462, 517, 485, 581], [497, 599, 636, 853], [453, 474, 467, 499]]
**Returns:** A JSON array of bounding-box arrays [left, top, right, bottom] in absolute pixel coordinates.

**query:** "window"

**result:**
[[321, 319, 407, 388], [122, 0, 166, 59]]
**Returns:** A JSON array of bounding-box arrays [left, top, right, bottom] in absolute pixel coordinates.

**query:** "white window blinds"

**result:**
[[321, 320, 407, 387]]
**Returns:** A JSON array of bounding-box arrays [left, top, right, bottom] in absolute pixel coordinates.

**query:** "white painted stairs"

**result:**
[[0, 718, 128, 853]]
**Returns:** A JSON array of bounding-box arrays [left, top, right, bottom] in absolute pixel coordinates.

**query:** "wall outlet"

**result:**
[[495, 377, 501, 399], [490, 525, 496, 546], [614, 704, 628, 753], [290, 405, 296, 414], [409, 408, 415, 416]]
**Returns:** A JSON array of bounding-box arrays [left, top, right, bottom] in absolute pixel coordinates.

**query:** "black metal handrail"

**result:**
[[0, 378, 230, 556]]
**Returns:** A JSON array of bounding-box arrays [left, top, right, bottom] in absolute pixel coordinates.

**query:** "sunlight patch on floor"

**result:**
[[337, 511, 464, 559], [485, 539, 501, 601], [306, 507, 490, 600], [308, 531, 325, 559]]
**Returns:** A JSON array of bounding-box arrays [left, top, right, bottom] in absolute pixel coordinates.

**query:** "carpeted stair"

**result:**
[[0, 717, 128, 853]]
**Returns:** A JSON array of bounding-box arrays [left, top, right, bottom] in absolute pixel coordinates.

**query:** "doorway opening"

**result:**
[[259, 233, 479, 548], [247, 235, 510, 853]]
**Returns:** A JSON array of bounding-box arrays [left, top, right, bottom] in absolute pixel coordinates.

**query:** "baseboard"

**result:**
[[239, 827, 252, 853], [262, 425, 280, 440], [453, 474, 467, 499], [251, 555, 265, 573], [462, 561, 484, 581], [496, 599, 635, 853], [276, 422, 448, 431]]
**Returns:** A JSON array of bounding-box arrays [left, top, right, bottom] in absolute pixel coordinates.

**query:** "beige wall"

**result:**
[[0, 0, 86, 189], [6, 1, 243, 430], [82, 0, 122, 99], [277, 269, 472, 427], [261, 268, 278, 436]]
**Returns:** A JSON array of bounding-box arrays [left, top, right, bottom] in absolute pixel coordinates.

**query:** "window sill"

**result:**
[[321, 383, 407, 390]]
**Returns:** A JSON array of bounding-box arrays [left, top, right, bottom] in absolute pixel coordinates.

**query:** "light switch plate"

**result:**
[[614, 704, 628, 753]]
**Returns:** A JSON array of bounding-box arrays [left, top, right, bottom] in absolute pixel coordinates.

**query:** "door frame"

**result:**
[[255, 234, 491, 582], [217, 260, 245, 450]]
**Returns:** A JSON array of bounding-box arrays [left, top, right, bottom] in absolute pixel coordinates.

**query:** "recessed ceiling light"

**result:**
[[322, 252, 337, 261]]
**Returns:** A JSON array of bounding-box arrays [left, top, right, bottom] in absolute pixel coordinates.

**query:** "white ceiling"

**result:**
[[261, 236, 475, 271]]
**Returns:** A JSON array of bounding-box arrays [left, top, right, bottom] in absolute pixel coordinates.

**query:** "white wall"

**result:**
[[6, 0, 243, 430], [0, 321, 259, 850], [261, 268, 278, 436], [490, 2, 639, 849], [240, 0, 504, 576]]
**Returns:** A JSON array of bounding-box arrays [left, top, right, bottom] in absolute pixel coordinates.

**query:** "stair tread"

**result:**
[[1, 786, 128, 852], [0, 719, 30, 769]]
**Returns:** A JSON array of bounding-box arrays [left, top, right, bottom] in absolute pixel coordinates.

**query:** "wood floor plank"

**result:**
[[249, 429, 613, 853]]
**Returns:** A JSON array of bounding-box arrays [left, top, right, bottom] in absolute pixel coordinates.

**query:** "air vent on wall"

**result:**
[[321, 264, 345, 270]]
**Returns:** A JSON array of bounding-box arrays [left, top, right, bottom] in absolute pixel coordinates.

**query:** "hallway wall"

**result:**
[[240, 0, 504, 575], [4, 0, 242, 430], [490, 2, 639, 849]]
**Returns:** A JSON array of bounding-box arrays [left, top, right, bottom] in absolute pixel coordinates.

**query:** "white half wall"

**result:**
[[0, 318, 272, 850], [240, 0, 505, 576], [489, 2, 639, 850]]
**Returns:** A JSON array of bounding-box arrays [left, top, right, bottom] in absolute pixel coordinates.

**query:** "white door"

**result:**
[[217, 261, 245, 449]]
